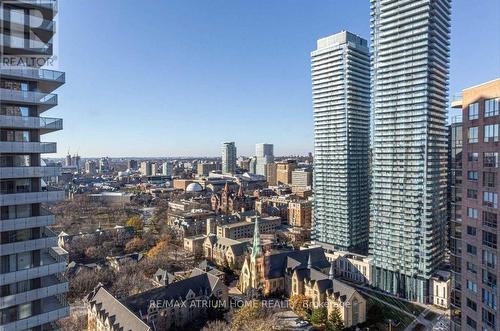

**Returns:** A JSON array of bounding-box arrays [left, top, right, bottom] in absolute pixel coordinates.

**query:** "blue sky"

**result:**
[[46, 0, 500, 157]]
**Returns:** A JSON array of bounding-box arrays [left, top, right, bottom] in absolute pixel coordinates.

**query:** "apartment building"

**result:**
[[370, 0, 451, 303], [221, 142, 236, 174], [276, 160, 296, 185], [452, 79, 499, 331], [0, 0, 69, 329], [311, 31, 370, 254]]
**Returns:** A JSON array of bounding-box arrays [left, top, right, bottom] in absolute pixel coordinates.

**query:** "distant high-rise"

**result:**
[[276, 160, 297, 185], [370, 0, 451, 303], [128, 159, 138, 170], [99, 157, 110, 173], [0, 0, 69, 328], [221, 142, 236, 174], [140, 161, 152, 176], [162, 161, 173, 177], [311, 31, 370, 254], [85, 160, 97, 175], [255, 143, 274, 176]]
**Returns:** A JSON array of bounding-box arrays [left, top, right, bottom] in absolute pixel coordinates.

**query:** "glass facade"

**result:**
[[311, 31, 370, 253], [370, 0, 451, 303]]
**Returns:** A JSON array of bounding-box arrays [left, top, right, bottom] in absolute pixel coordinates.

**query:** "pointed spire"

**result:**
[[251, 216, 262, 260], [307, 253, 312, 269], [329, 262, 334, 280], [223, 182, 230, 193], [237, 184, 244, 197]]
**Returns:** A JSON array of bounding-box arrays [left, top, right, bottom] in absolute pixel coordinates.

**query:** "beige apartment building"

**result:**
[[276, 160, 297, 185]]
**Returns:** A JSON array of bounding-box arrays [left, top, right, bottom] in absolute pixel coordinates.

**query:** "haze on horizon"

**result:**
[[47, 0, 500, 158]]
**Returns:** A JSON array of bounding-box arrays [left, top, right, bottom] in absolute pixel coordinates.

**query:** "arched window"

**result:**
[[352, 299, 359, 325]]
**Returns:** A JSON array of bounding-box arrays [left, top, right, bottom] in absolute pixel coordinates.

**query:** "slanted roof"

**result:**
[[265, 247, 330, 278], [86, 286, 150, 331], [326, 279, 357, 302], [124, 273, 221, 314]]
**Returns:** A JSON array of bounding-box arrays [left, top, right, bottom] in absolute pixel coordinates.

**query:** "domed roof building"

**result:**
[[186, 182, 204, 192]]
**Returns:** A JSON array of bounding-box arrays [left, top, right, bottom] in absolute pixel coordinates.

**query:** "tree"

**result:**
[[57, 312, 87, 331], [310, 307, 328, 327], [125, 237, 147, 253], [289, 294, 312, 318], [126, 216, 144, 231], [147, 239, 169, 258], [326, 306, 344, 331]]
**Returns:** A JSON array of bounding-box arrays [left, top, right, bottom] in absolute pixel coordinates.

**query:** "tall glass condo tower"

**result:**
[[311, 31, 370, 254], [370, 0, 451, 303]]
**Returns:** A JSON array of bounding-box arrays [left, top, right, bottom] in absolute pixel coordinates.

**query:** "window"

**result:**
[[483, 211, 497, 228], [467, 189, 478, 199], [484, 124, 499, 142], [483, 172, 496, 188], [466, 226, 477, 236], [483, 230, 497, 249], [482, 288, 497, 310], [482, 270, 497, 289], [466, 316, 477, 330], [467, 207, 478, 219], [468, 102, 479, 120], [468, 152, 479, 162], [468, 127, 478, 143], [467, 279, 478, 292], [467, 171, 478, 181], [466, 298, 477, 311], [482, 249, 497, 268], [485, 98, 499, 117], [467, 244, 477, 255], [483, 191, 498, 208], [466, 261, 477, 274], [482, 308, 496, 329], [484, 152, 499, 168]]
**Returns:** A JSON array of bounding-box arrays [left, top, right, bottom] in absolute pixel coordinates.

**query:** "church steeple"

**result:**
[[251, 217, 262, 260], [307, 253, 312, 269]]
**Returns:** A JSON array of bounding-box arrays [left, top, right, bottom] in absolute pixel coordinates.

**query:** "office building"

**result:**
[[451, 79, 499, 331], [0, 0, 69, 329], [276, 160, 297, 185], [139, 161, 152, 176], [98, 157, 110, 173], [255, 143, 274, 177], [370, 0, 451, 303], [161, 161, 173, 176], [197, 162, 216, 176], [85, 160, 97, 175], [311, 31, 370, 253], [221, 142, 236, 174], [266, 162, 277, 186], [127, 159, 138, 170], [291, 168, 312, 188], [248, 156, 257, 174]]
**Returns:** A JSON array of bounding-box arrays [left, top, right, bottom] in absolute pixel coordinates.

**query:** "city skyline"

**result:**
[[46, 0, 499, 157]]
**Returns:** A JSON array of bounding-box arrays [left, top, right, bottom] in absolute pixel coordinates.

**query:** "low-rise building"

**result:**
[[216, 216, 281, 240], [431, 270, 451, 309], [203, 234, 249, 269], [85, 273, 228, 331], [183, 234, 206, 255]]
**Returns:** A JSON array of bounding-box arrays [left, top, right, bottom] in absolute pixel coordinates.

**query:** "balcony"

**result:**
[[0, 166, 61, 179], [0, 68, 64, 93], [0, 141, 56, 154], [0, 274, 68, 309], [0, 296, 69, 331], [0, 212, 55, 232], [0, 88, 57, 112], [0, 115, 62, 133], [0, 190, 64, 206], [0, 247, 67, 286], [0, 227, 58, 256]]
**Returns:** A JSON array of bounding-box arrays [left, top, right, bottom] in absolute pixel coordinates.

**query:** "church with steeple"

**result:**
[[211, 182, 254, 215], [239, 219, 367, 328]]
